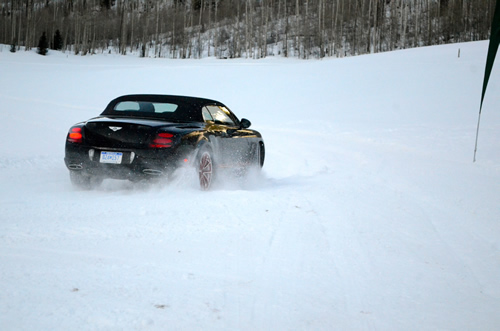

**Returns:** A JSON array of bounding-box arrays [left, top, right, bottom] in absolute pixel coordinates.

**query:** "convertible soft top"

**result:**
[[101, 94, 228, 122]]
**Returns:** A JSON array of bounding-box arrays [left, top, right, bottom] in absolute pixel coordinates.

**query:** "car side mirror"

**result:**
[[240, 118, 251, 129]]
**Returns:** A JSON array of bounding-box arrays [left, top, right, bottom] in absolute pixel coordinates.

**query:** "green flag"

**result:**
[[474, 0, 500, 161]]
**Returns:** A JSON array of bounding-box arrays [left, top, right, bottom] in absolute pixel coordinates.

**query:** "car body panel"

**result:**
[[64, 94, 264, 186]]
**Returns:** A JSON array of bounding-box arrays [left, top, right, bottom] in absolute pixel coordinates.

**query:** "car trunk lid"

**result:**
[[84, 117, 175, 148]]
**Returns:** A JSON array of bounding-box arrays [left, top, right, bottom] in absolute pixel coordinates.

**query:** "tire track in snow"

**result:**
[[247, 188, 347, 329]]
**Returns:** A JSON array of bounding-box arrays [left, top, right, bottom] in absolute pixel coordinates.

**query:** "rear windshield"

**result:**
[[102, 100, 203, 122], [114, 101, 179, 113]]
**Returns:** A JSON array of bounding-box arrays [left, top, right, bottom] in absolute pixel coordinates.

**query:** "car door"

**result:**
[[203, 105, 252, 167]]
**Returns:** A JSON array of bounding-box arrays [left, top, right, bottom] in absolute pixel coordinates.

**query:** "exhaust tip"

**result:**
[[68, 164, 83, 170], [143, 169, 163, 176]]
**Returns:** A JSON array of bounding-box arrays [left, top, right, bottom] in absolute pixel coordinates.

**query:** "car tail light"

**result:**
[[150, 132, 174, 148], [67, 126, 83, 143]]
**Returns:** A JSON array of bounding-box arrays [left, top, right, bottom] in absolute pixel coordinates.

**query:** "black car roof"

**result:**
[[101, 94, 228, 122], [108, 94, 226, 108]]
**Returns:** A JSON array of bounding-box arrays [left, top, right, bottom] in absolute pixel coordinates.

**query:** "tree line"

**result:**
[[0, 0, 496, 58]]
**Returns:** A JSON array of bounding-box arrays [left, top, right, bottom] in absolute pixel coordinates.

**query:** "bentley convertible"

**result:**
[[64, 94, 265, 190]]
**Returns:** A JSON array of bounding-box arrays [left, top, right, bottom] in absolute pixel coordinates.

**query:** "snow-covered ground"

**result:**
[[0, 42, 499, 330]]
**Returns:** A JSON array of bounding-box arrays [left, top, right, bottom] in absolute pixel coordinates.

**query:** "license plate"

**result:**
[[100, 151, 123, 164]]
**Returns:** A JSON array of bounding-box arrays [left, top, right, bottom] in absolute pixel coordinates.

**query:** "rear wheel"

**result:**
[[198, 150, 213, 191]]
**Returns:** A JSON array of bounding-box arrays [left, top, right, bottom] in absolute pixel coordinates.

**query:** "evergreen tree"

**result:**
[[100, 0, 115, 10], [52, 30, 63, 50], [37, 32, 49, 55]]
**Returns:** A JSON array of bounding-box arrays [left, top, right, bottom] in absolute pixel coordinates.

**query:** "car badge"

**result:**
[[109, 126, 122, 132]]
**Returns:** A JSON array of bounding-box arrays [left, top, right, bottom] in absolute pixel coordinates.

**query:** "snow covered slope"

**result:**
[[0, 42, 499, 330]]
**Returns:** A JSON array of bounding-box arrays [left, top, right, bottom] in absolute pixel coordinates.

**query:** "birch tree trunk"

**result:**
[[295, 0, 300, 58], [154, 1, 160, 57], [245, 0, 249, 58]]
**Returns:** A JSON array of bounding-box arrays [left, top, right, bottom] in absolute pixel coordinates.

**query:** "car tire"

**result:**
[[197, 147, 214, 191], [69, 171, 102, 190], [249, 141, 265, 169], [258, 141, 265, 168]]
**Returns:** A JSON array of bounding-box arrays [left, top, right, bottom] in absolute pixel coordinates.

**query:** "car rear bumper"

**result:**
[[65, 143, 193, 180]]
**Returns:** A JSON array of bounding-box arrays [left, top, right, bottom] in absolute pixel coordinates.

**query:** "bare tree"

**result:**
[[0, 0, 497, 59]]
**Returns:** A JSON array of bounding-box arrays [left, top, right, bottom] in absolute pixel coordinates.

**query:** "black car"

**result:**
[[64, 94, 265, 190]]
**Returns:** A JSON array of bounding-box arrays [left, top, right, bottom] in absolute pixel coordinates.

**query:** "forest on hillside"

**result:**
[[0, 0, 497, 59]]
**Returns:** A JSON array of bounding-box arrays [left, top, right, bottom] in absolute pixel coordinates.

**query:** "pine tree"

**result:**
[[37, 32, 49, 55], [100, 0, 115, 10], [52, 30, 63, 50]]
